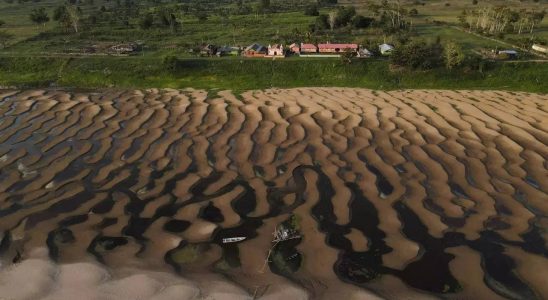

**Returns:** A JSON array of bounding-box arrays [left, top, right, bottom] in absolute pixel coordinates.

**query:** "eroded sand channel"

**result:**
[[0, 88, 546, 299]]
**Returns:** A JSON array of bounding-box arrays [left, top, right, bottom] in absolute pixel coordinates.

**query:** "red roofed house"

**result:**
[[300, 43, 318, 54], [318, 43, 358, 54]]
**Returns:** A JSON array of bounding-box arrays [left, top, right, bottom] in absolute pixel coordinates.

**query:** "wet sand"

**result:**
[[0, 88, 547, 299]]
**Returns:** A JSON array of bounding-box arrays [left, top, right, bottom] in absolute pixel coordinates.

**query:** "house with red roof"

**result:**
[[318, 43, 358, 54], [300, 43, 318, 54]]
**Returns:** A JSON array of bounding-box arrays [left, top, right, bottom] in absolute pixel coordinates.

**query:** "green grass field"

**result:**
[[1, 56, 546, 93]]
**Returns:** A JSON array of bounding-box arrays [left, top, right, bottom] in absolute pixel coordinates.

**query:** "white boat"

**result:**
[[222, 237, 246, 243]]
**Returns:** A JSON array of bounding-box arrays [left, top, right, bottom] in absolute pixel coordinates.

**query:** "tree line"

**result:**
[[458, 6, 545, 36]]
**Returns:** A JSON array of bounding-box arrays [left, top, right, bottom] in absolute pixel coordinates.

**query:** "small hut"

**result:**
[[267, 44, 285, 57], [289, 43, 300, 54], [216, 46, 241, 57], [357, 47, 372, 58], [379, 44, 395, 56], [243, 43, 267, 57], [318, 43, 358, 54], [532, 44, 548, 54], [109, 43, 138, 55], [300, 43, 318, 54], [200, 44, 217, 56]]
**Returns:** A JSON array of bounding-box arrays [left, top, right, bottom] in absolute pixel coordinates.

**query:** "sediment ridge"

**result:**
[[0, 88, 546, 299]]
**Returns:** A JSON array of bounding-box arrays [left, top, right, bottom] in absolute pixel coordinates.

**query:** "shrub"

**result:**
[[139, 13, 154, 30], [390, 41, 443, 70], [314, 14, 330, 31], [497, 52, 510, 60], [163, 55, 179, 72], [352, 15, 374, 29], [444, 41, 465, 69], [304, 5, 319, 16], [335, 6, 356, 27], [462, 54, 490, 73]]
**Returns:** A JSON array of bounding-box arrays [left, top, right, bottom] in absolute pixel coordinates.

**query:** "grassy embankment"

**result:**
[[1, 56, 546, 93]]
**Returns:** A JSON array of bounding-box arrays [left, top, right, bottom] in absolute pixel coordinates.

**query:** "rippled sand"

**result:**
[[0, 88, 546, 299]]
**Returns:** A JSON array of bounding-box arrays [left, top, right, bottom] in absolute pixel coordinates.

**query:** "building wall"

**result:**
[[319, 47, 357, 53], [268, 48, 284, 56], [244, 51, 266, 57], [301, 48, 317, 53]]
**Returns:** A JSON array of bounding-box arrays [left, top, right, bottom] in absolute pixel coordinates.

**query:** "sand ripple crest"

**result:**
[[0, 88, 547, 300]]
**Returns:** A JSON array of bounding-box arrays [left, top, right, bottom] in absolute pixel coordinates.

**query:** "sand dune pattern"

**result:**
[[0, 88, 547, 299]]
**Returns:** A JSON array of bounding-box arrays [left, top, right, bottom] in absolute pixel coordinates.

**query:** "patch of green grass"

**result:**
[[170, 244, 200, 264], [0, 56, 65, 87]]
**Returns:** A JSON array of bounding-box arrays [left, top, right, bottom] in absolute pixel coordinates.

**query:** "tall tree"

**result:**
[[328, 11, 337, 30], [53, 5, 81, 33], [29, 7, 50, 27], [66, 5, 82, 33]]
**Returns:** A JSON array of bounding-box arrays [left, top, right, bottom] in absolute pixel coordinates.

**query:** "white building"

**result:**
[[379, 44, 395, 55], [267, 44, 285, 57]]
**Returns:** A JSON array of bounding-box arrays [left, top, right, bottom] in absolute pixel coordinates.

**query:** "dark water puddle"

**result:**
[[46, 228, 76, 261], [441, 216, 467, 228], [484, 217, 511, 230], [163, 219, 191, 233], [220, 244, 242, 268], [396, 200, 543, 298], [95, 217, 118, 229], [123, 217, 152, 241], [357, 154, 394, 198], [468, 231, 537, 299], [26, 190, 95, 228], [59, 214, 88, 227], [269, 237, 303, 275], [394, 164, 406, 174], [200, 202, 224, 223], [91, 197, 115, 214], [334, 182, 393, 283], [268, 215, 303, 277], [231, 182, 257, 216], [393, 201, 462, 293], [87, 235, 129, 263], [189, 172, 224, 196], [524, 175, 540, 190], [449, 182, 469, 199], [366, 165, 394, 198]]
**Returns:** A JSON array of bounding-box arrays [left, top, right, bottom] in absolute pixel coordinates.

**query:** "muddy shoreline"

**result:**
[[0, 88, 547, 299]]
